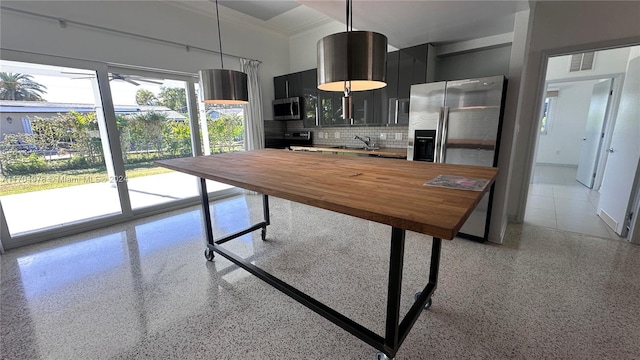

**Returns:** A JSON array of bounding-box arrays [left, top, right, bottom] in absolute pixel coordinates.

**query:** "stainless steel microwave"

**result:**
[[273, 97, 303, 120]]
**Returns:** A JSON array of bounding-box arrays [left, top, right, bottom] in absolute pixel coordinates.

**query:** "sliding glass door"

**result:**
[[197, 99, 245, 194], [0, 52, 247, 249], [0, 60, 121, 235], [108, 68, 199, 210]]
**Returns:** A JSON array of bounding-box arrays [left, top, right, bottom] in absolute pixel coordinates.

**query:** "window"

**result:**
[[540, 90, 558, 135]]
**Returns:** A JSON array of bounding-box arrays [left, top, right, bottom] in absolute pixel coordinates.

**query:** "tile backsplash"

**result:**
[[287, 120, 408, 148]]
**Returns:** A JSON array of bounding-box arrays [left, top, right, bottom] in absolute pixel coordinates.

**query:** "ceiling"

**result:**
[[167, 1, 530, 48], [218, 0, 301, 21]]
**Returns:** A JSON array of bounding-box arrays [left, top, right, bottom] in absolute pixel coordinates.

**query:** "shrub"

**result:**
[[3, 152, 47, 175]]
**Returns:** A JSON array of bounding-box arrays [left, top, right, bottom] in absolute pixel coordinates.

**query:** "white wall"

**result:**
[[546, 47, 631, 81], [536, 80, 600, 165], [506, 0, 640, 222], [288, 20, 403, 74], [288, 21, 345, 73], [0, 1, 291, 119]]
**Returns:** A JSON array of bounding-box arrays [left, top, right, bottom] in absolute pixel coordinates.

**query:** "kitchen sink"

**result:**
[[328, 145, 380, 151]]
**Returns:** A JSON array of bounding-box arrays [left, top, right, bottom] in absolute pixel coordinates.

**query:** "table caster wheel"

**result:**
[[261, 227, 267, 241], [204, 248, 214, 261], [376, 352, 391, 360], [414, 291, 433, 310]]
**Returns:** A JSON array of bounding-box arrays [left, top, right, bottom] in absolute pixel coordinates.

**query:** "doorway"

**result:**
[[524, 46, 637, 240]]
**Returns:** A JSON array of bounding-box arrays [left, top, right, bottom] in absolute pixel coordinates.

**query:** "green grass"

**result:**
[[0, 165, 171, 196]]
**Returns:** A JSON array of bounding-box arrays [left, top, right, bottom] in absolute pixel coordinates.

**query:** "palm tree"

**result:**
[[0, 72, 47, 101]]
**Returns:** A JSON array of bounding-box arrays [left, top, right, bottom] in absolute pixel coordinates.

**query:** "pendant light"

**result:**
[[317, 0, 387, 119], [199, 0, 248, 104]]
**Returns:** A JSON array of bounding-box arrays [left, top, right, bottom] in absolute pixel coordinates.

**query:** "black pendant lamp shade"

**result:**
[[317, 31, 388, 92], [199, 69, 248, 104], [199, 0, 249, 104]]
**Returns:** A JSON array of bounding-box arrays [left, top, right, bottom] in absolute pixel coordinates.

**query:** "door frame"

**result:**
[[630, 182, 640, 244], [533, 75, 625, 190], [517, 42, 639, 237]]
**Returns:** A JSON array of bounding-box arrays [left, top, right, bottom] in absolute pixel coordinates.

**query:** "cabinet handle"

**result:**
[[285, 80, 289, 98]]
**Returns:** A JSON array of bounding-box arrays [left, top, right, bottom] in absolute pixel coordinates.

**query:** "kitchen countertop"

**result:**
[[289, 145, 407, 159]]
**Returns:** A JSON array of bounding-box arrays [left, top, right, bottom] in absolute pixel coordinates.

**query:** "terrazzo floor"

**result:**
[[2, 194, 639, 359]]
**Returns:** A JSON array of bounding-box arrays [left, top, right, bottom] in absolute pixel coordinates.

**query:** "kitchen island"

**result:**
[[156, 149, 497, 359], [289, 145, 407, 159]]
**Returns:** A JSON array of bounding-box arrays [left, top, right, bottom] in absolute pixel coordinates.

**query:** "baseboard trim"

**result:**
[[598, 209, 618, 232], [534, 163, 578, 168]]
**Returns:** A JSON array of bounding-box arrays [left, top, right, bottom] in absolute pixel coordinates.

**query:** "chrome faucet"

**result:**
[[354, 135, 371, 147]]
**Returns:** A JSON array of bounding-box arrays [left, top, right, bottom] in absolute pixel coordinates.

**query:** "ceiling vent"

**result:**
[[569, 52, 595, 72]]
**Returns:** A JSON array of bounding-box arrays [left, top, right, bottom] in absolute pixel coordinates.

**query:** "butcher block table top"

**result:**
[[156, 149, 498, 240]]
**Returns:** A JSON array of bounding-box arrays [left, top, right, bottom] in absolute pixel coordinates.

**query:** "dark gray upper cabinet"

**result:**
[[372, 87, 389, 125], [398, 45, 428, 99], [274, 73, 303, 99], [385, 51, 400, 104], [274, 75, 288, 99], [301, 69, 319, 128], [389, 44, 429, 125], [318, 90, 347, 127], [273, 44, 430, 127], [351, 91, 374, 125], [274, 69, 317, 125], [288, 74, 302, 98]]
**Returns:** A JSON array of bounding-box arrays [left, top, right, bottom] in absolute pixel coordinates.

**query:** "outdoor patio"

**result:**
[[1, 171, 234, 235]]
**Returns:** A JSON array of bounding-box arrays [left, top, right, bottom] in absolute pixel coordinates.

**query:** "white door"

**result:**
[[598, 54, 640, 237], [576, 79, 612, 188]]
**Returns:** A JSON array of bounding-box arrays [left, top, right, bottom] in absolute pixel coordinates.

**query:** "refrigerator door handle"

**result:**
[[435, 107, 444, 162], [440, 106, 450, 163]]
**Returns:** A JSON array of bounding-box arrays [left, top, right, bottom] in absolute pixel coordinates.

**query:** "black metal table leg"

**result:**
[[428, 237, 442, 288], [382, 227, 406, 358], [200, 180, 270, 261], [262, 194, 270, 240], [199, 178, 215, 261]]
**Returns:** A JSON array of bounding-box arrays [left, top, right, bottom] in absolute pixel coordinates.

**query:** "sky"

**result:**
[[0, 60, 187, 106]]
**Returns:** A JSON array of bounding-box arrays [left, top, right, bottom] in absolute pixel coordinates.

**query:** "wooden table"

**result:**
[[156, 149, 497, 359]]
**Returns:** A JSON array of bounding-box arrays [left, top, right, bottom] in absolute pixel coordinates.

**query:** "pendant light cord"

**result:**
[[215, 0, 224, 69], [343, 0, 352, 96], [350, 0, 353, 31]]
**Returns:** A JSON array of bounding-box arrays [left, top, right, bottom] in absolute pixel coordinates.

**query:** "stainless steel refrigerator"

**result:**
[[407, 75, 507, 241]]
